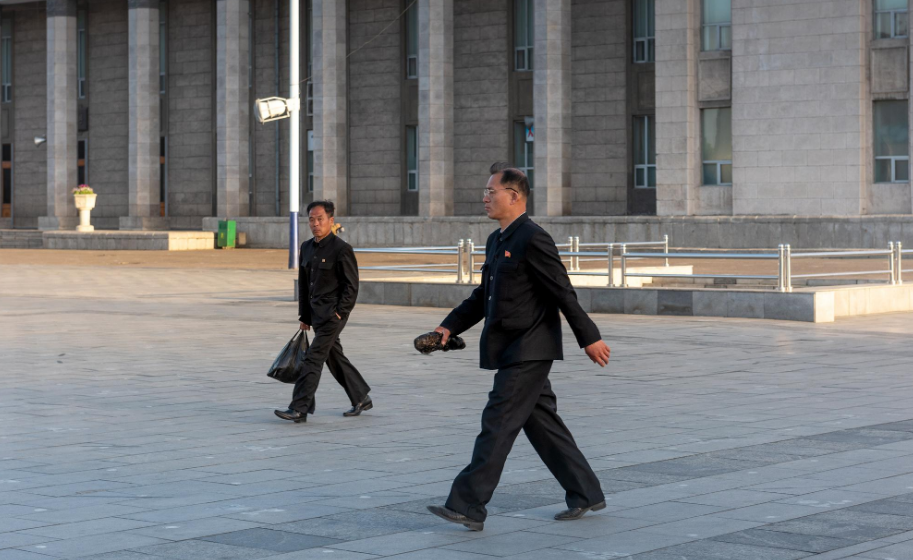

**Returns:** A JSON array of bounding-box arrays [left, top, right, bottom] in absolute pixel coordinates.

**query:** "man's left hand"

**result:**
[[584, 340, 610, 367]]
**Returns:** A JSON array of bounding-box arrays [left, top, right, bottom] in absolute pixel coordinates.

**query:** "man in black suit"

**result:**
[[274, 200, 373, 423], [427, 168, 610, 531]]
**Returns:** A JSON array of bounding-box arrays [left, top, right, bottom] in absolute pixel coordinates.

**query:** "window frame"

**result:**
[[701, 107, 733, 186], [513, 121, 534, 188], [633, 0, 655, 64], [701, 0, 731, 52], [77, 139, 88, 186], [633, 115, 656, 188], [514, 0, 534, 72], [77, 10, 87, 98], [873, 99, 910, 184], [2, 18, 12, 103], [405, 0, 418, 79], [406, 125, 418, 192], [875, 1, 909, 39], [307, 130, 315, 193]]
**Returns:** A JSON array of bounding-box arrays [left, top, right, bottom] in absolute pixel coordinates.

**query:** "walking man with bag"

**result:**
[[274, 200, 373, 423], [426, 168, 610, 531]]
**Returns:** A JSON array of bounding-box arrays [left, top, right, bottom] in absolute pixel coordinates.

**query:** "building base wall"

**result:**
[[202, 215, 913, 249]]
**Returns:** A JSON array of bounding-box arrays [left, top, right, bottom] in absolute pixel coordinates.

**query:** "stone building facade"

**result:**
[[0, 0, 911, 232]]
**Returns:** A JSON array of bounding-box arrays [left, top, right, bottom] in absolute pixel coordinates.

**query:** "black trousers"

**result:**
[[445, 360, 604, 522], [290, 316, 370, 414]]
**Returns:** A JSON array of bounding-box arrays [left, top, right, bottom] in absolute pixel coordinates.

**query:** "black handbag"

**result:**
[[267, 330, 309, 383]]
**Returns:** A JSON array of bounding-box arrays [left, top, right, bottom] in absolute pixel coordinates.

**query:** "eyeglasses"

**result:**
[[483, 187, 518, 197]]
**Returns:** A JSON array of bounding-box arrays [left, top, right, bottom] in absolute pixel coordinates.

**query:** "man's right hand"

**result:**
[[434, 326, 451, 346], [300, 322, 310, 331]]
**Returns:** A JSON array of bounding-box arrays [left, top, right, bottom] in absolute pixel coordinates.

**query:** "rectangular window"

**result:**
[[306, 0, 314, 115], [405, 0, 418, 79], [633, 0, 655, 63], [406, 125, 418, 192], [307, 130, 314, 193], [2, 144, 11, 218], [160, 2, 167, 93], [875, 0, 909, 39], [2, 18, 12, 103], [701, 107, 732, 186], [874, 100, 909, 183], [513, 121, 534, 188], [633, 116, 656, 188], [514, 0, 534, 71], [77, 139, 87, 186], [701, 0, 731, 51], [77, 10, 86, 98], [160, 136, 168, 215]]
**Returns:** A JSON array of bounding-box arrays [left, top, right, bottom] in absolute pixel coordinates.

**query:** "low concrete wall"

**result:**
[[203, 215, 913, 249], [350, 280, 913, 323], [43, 231, 215, 251], [0, 230, 44, 249]]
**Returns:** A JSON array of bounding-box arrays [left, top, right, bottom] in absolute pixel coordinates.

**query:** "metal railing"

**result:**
[[356, 235, 671, 285], [616, 242, 909, 292]]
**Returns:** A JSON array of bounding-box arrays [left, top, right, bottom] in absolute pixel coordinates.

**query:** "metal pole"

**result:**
[[566, 236, 573, 269], [898, 241, 904, 285], [607, 243, 614, 287], [620, 243, 628, 288], [288, 0, 301, 269], [573, 236, 580, 271], [785, 244, 792, 292], [663, 234, 669, 266], [456, 239, 465, 283], [777, 244, 785, 292], [467, 239, 474, 283], [889, 242, 896, 285]]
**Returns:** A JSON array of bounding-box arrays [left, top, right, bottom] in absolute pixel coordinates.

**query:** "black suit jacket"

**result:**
[[441, 214, 601, 370], [298, 233, 359, 326]]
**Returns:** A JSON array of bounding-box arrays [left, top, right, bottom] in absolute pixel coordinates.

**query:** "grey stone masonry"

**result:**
[[313, 0, 348, 214], [570, 0, 626, 216], [39, 0, 78, 231], [533, 0, 572, 216], [348, 0, 402, 216], [731, 0, 867, 216], [122, 0, 167, 230], [215, 0, 250, 219], [655, 0, 700, 216], [418, 0, 454, 217], [452, 0, 508, 216]]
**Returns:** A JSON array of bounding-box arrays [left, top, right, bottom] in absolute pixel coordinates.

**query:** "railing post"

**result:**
[[467, 239, 475, 284], [897, 241, 904, 285], [620, 243, 628, 288], [607, 243, 615, 287], [785, 244, 792, 292], [777, 244, 785, 292], [456, 239, 465, 284], [571, 236, 580, 271], [889, 242, 896, 285], [663, 234, 669, 266]]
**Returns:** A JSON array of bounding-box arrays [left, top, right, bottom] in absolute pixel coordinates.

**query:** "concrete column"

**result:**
[[417, 0, 453, 217], [654, 0, 700, 216], [215, 0, 250, 219], [121, 0, 167, 230], [532, 0, 572, 216], [38, 0, 78, 230], [313, 0, 347, 214]]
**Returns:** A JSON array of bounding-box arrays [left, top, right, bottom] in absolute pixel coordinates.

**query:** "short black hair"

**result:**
[[306, 200, 335, 217], [497, 167, 530, 198], [489, 161, 511, 175]]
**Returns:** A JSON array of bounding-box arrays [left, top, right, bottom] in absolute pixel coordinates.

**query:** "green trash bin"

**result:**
[[217, 220, 236, 249]]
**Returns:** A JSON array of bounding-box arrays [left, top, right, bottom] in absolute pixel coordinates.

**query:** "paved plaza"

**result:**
[[3, 261, 913, 559]]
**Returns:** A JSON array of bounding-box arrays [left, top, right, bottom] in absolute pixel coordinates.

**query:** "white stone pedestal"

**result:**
[[74, 194, 97, 232]]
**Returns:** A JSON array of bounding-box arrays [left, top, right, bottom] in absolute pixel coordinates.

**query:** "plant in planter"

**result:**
[[72, 184, 97, 232]]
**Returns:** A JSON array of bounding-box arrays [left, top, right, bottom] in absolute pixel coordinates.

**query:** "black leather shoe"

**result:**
[[274, 408, 307, 423], [554, 501, 606, 520], [427, 505, 483, 531], [343, 397, 373, 417]]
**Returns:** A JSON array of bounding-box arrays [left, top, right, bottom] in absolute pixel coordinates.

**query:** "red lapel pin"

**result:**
[[505, 250, 511, 258]]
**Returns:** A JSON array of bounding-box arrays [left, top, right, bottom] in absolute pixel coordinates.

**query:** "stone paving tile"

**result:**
[[712, 528, 864, 553], [5, 265, 913, 558], [201, 528, 342, 553], [442, 530, 581, 556]]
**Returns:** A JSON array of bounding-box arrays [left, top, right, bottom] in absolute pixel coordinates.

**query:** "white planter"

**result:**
[[74, 194, 97, 232]]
